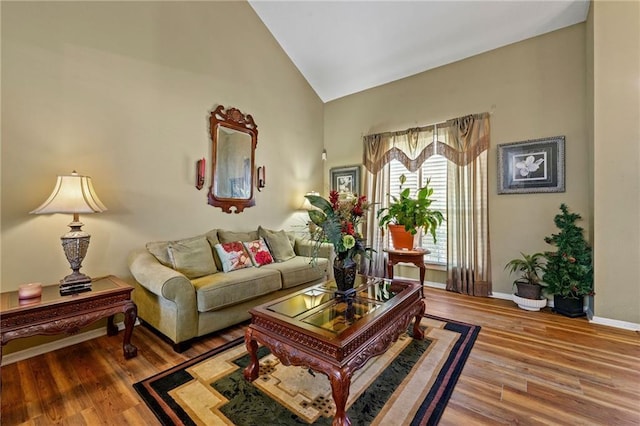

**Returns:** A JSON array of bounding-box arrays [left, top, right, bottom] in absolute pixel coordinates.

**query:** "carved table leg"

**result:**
[[243, 328, 260, 381], [412, 299, 426, 340], [106, 314, 118, 336], [122, 301, 138, 359], [329, 368, 352, 426]]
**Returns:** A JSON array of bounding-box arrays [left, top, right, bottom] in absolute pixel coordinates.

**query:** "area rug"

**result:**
[[134, 314, 479, 426]]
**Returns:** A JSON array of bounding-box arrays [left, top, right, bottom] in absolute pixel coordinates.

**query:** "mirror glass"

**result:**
[[208, 105, 258, 213], [213, 125, 252, 200]]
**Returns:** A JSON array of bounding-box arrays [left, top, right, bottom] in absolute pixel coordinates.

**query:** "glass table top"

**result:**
[[265, 275, 410, 334]]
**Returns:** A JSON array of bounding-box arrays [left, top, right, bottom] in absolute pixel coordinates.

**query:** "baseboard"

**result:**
[[427, 281, 639, 331], [489, 291, 513, 301], [423, 280, 446, 290], [1, 320, 138, 366], [590, 316, 640, 331]]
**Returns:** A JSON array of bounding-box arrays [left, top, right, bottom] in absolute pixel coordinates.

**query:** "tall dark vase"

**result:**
[[333, 257, 357, 297], [553, 294, 585, 317]]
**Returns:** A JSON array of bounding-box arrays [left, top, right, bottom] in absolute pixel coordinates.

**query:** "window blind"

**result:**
[[388, 155, 447, 264]]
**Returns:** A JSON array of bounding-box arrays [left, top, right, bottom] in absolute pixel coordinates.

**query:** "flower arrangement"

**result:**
[[305, 191, 372, 262]]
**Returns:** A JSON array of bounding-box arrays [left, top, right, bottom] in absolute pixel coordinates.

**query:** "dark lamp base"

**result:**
[[60, 281, 92, 296]]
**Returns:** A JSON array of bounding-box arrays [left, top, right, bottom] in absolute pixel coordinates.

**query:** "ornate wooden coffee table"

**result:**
[[244, 275, 425, 426]]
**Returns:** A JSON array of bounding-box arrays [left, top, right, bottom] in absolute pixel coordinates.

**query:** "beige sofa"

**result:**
[[128, 227, 331, 351]]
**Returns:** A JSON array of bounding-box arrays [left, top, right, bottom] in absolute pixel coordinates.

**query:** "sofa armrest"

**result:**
[[127, 248, 195, 301], [294, 238, 334, 260]]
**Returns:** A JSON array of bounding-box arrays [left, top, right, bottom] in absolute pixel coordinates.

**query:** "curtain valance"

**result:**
[[363, 113, 490, 173], [363, 125, 435, 174]]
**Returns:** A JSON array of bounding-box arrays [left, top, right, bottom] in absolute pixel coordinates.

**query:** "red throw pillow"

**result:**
[[243, 238, 274, 267], [214, 241, 253, 272]]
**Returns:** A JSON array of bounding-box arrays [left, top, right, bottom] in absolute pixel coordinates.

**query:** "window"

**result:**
[[387, 155, 447, 264]]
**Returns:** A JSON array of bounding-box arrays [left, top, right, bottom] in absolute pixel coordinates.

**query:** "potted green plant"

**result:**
[[504, 252, 547, 311], [376, 174, 444, 250], [543, 204, 593, 317]]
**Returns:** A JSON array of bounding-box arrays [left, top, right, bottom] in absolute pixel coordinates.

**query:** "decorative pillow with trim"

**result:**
[[214, 241, 253, 272], [166, 236, 218, 279], [243, 238, 274, 267], [258, 226, 296, 262]]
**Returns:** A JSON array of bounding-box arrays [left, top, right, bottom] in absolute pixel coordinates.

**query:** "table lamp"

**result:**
[[30, 171, 107, 295]]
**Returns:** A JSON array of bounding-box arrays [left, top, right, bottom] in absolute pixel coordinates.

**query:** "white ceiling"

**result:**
[[249, 0, 590, 102]]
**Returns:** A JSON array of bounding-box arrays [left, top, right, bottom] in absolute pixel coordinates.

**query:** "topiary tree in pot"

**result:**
[[543, 204, 593, 317]]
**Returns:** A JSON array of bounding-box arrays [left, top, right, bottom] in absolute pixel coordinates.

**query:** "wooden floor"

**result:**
[[2, 287, 639, 425]]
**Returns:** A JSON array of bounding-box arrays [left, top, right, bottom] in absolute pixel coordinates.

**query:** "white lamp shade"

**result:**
[[30, 172, 107, 214], [302, 191, 320, 210]]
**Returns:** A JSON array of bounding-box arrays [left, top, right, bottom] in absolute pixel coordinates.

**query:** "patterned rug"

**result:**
[[134, 314, 479, 426]]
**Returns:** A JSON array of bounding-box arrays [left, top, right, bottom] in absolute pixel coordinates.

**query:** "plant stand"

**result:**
[[512, 294, 547, 312], [552, 295, 585, 317]]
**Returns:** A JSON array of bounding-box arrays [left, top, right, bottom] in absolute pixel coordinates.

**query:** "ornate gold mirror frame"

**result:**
[[208, 105, 258, 213]]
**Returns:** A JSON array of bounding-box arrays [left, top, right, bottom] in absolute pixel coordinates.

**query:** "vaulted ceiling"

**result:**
[[249, 1, 591, 102]]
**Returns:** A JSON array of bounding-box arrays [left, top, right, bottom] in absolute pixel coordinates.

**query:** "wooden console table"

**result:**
[[384, 248, 429, 296], [0, 275, 138, 363]]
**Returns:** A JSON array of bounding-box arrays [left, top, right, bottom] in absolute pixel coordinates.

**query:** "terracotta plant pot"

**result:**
[[388, 224, 419, 250]]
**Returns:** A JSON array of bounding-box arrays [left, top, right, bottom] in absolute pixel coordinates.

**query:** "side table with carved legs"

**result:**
[[1, 275, 138, 364]]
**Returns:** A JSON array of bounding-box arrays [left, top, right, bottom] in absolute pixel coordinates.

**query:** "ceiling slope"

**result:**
[[249, 1, 590, 102]]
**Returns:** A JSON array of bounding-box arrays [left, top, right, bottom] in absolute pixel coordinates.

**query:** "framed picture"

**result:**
[[330, 165, 361, 196], [497, 136, 565, 194]]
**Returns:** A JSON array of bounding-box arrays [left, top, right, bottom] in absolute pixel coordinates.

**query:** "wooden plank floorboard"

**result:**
[[1, 286, 638, 425]]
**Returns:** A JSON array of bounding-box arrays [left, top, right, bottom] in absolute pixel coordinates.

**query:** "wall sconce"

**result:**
[[195, 158, 205, 190], [322, 148, 327, 161], [257, 166, 266, 191]]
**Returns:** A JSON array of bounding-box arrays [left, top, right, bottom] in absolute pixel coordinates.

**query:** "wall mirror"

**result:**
[[208, 105, 258, 213]]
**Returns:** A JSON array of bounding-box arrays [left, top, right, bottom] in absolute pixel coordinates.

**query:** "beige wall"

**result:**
[[1, 2, 324, 289], [324, 25, 590, 298], [2, 1, 637, 331], [591, 0, 640, 323]]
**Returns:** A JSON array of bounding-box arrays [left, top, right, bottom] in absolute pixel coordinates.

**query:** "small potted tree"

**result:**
[[376, 174, 444, 249], [504, 252, 547, 311], [543, 204, 593, 317]]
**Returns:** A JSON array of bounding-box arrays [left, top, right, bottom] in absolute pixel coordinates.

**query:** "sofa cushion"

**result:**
[[243, 238, 274, 267], [263, 256, 329, 289], [203, 229, 224, 271], [214, 242, 253, 272], [146, 240, 173, 268], [258, 227, 296, 262], [147, 235, 218, 276], [191, 267, 282, 312], [166, 236, 217, 279], [218, 229, 259, 243]]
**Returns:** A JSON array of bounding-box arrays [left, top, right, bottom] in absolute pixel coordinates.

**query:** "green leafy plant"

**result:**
[[504, 252, 546, 288], [376, 174, 445, 243], [543, 204, 593, 299]]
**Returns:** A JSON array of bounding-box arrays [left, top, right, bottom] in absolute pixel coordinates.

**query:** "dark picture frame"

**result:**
[[330, 165, 361, 196], [497, 136, 565, 194]]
